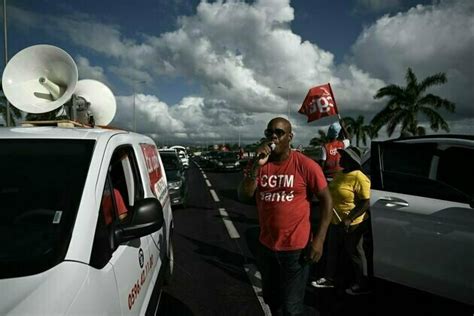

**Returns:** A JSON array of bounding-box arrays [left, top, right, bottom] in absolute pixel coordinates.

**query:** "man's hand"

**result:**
[[305, 239, 324, 263], [254, 142, 273, 166], [342, 218, 351, 232]]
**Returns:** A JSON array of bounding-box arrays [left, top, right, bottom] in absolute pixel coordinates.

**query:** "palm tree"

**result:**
[[0, 83, 22, 125], [342, 115, 377, 147], [24, 107, 67, 121], [309, 129, 329, 146], [371, 67, 455, 137]]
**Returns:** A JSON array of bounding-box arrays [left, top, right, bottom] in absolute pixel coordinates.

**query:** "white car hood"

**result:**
[[0, 261, 89, 315]]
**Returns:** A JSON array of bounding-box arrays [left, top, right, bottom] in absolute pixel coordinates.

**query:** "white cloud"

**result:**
[[351, 0, 474, 118], [112, 94, 184, 135], [76, 55, 109, 85], [6, 0, 389, 145], [8, 0, 473, 145]]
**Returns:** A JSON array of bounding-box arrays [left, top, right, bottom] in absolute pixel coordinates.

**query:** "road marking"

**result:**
[[205, 179, 212, 187], [244, 264, 272, 316], [210, 189, 220, 202], [218, 208, 240, 239], [202, 174, 207, 179]]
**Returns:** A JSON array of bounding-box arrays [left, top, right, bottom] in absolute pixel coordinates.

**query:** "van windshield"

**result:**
[[0, 139, 95, 278]]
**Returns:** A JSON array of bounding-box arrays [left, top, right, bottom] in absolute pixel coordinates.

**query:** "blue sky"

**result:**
[[1, 0, 473, 146]]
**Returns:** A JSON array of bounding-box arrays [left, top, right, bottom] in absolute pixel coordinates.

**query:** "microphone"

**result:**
[[257, 143, 275, 160]]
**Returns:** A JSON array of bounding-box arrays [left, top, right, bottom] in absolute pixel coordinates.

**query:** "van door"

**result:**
[[139, 143, 170, 280], [371, 141, 474, 305], [92, 145, 155, 314]]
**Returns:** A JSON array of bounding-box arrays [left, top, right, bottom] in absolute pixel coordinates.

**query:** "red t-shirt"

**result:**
[[102, 188, 128, 225], [324, 140, 346, 176], [255, 151, 327, 251]]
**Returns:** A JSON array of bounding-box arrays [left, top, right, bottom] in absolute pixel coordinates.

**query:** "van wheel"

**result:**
[[164, 238, 174, 285]]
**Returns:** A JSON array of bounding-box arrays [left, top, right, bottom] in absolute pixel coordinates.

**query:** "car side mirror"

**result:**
[[114, 198, 164, 244]]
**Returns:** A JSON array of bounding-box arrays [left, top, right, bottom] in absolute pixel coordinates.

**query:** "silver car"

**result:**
[[370, 135, 474, 305]]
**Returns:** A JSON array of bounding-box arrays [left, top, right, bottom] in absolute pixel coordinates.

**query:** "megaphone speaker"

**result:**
[[75, 79, 117, 126], [2, 44, 78, 114]]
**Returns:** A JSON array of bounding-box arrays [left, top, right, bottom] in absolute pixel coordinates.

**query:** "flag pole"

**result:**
[[337, 113, 350, 140]]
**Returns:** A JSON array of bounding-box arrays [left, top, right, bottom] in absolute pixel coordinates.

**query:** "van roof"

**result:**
[[0, 126, 129, 141]]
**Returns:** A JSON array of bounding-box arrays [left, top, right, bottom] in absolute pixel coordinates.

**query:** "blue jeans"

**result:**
[[256, 242, 309, 316]]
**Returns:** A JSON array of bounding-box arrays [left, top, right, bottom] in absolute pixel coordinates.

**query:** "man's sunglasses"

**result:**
[[264, 128, 286, 138]]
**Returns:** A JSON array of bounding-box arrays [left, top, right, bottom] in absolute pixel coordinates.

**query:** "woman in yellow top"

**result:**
[[312, 146, 371, 295]]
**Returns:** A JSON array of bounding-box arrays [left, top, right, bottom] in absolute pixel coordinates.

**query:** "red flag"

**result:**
[[298, 83, 339, 122]]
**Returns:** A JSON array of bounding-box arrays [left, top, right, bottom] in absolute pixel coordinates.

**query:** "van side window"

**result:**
[[380, 143, 471, 203], [109, 146, 145, 214], [437, 147, 474, 199], [90, 176, 114, 269], [90, 146, 145, 268]]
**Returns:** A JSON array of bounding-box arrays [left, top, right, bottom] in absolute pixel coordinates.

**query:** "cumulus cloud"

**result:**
[[76, 55, 110, 85], [112, 94, 184, 135], [8, 0, 472, 145], [351, 0, 474, 118]]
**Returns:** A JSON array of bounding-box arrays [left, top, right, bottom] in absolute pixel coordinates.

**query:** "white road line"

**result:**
[[218, 208, 240, 239], [210, 189, 220, 202], [244, 264, 272, 316], [205, 179, 212, 187], [202, 174, 207, 179]]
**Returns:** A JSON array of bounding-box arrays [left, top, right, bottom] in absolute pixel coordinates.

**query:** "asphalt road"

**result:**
[[157, 159, 474, 316]]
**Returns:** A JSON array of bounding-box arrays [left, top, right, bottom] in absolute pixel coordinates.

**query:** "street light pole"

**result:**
[[133, 80, 146, 133], [278, 86, 290, 121], [3, 0, 10, 127], [133, 89, 136, 132], [238, 128, 241, 148]]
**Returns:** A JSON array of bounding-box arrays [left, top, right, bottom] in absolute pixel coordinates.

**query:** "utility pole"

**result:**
[[133, 80, 146, 132], [278, 86, 290, 121], [3, 0, 10, 126]]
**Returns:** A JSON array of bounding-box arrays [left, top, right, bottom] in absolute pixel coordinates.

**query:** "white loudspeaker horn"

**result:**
[[75, 79, 117, 126], [2, 44, 78, 114]]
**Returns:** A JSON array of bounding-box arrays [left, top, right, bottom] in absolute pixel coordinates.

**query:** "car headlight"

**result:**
[[218, 162, 223, 166], [168, 180, 182, 190], [234, 161, 240, 166]]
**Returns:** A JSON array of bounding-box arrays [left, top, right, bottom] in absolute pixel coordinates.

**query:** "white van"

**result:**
[[0, 126, 174, 315], [370, 135, 474, 305]]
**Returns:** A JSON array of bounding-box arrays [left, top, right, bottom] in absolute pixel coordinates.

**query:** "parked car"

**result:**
[[0, 127, 174, 315], [170, 146, 189, 168], [201, 151, 220, 169], [159, 150, 187, 207], [213, 151, 241, 172], [370, 134, 474, 305]]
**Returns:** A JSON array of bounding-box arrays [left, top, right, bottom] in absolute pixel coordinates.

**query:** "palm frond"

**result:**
[[309, 129, 329, 146], [405, 67, 418, 92], [371, 106, 396, 131], [419, 107, 450, 132], [418, 94, 455, 112], [416, 126, 426, 136], [386, 110, 408, 137], [419, 73, 447, 94], [374, 84, 404, 100]]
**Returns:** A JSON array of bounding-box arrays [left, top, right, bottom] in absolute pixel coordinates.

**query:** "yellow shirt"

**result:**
[[329, 170, 370, 225]]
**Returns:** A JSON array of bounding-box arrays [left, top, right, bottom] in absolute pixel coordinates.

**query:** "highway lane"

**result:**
[[156, 160, 265, 316], [158, 159, 474, 316]]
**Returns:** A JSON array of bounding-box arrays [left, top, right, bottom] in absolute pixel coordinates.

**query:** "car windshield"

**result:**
[[165, 169, 181, 182], [218, 152, 237, 159], [161, 153, 181, 170], [0, 139, 95, 278]]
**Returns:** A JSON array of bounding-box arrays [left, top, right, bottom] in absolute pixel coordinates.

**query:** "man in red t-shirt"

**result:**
[[321, 122, 350, 179], [238, 117, 332, 315]]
